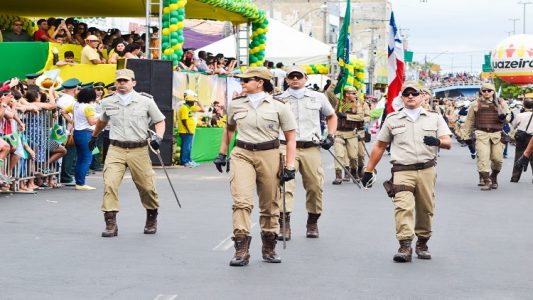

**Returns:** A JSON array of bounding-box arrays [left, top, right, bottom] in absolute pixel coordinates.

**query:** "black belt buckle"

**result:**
[[414, 162, 425, 170]]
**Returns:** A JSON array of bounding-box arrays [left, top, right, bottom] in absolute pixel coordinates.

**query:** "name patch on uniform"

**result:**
[[105, 106, 120, 111], [391, 124, 406, 130]]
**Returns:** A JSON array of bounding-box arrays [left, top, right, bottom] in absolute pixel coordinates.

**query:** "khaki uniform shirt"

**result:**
[[99, 91, 166, 142], [277, 89, 334, 142], [512, 111, 533, 134], [378, 108, 451, 165], [227, 94, 296, 143]]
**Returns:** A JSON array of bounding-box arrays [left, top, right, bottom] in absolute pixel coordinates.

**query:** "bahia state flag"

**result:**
[[50, 123, 67, 143]]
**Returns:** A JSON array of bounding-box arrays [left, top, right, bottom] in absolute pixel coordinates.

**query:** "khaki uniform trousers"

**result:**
[[280, 145, 324, 214], [230, 147, 281, 235], [356, 129, 366, 168], [101, 145, 159, 212], [475, 130, 504, 173], [392, 167, 436, 241], [333, 130, 359, 169]]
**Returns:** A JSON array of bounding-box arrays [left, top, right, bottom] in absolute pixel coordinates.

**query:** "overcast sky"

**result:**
[[390, 0, 531, 74]]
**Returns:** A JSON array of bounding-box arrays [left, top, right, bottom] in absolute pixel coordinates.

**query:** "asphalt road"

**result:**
[[1, 141, 532, 300]]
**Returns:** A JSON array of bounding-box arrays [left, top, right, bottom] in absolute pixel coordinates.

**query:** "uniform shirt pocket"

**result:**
[[234, 111, 248, 120], [391, 126, 408, 145], [262, 112, 279, 132]]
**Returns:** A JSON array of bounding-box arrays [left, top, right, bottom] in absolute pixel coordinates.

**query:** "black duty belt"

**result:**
[[392, 159, 436, 172], [280, 140, 318, 148], [110, 139, 148, 149], [476, 128, 501, 133], [236, 139, 280, 151]]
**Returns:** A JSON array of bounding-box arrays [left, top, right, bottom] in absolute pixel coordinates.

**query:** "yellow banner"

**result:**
[[50, 64, 116, 86]]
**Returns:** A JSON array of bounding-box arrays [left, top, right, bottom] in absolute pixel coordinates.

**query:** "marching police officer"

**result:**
[[362, 81, 452, 263], [214, 67, 296, 266], [355, 96, 371, 179], [462, 83, 510, 190], [90, 69, 166, 237], [511, 96, 533, 182], [276, 66, 337, 240]]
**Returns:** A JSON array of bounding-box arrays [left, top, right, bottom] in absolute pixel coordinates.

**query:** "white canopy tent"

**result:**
[[197, 18, 332, 65]]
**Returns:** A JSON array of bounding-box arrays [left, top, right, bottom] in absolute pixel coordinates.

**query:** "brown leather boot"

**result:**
[[490, 170, 500, 189], [306, 213, 321, 238], [478, 172, 485, 186], [332, 169, 343, 185], [480, 172, 492, 191], [358, 166, 364, 178], [277, 212, 291, 241], [229, 234, 251, 266], [350, 167, 360, 183], [393, 239, 412, 263], [101, 211, 118, 237], [415, 237, 431, 259], [144, 209, 158, 234], [261, 231, 281, 263], [342, 168, 350, 181]]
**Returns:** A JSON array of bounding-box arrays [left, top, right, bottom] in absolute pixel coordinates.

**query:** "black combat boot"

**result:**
[[332, 169, 343, 185], [343, 167, 351, 182], [357, 166, 364, 178], [478, 172, 484, 186], [415, 237, 431, 260], [350, 167, 359, 183], [393, 239, 412, 263], [490, 170, 500, 189], [480, 172, 492, 191], [229, 235, 252, 267], [306, 213, 321, 238], [101, 211, 118, 237], [144, 209, 158, 234], [277, 212, 291, 241], [261, 232, 281, 263]]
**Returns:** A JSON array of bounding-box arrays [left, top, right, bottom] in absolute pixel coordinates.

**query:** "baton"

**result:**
[[314, 133, 362, 189], [148, 130, 182, 208], [280, 153, 287, 249], [357, 134, 372, 159]]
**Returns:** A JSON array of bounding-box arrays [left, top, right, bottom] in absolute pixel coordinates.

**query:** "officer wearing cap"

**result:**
[[25, 73, 41, 85], [57, 78, 81, 186], [327, 83, 365, 184], [510, 94, 533, 182], [213, 67, 296, 266], [91, 68, 166, 237], [275, 65, 337, 240], [361, 81, 452, 263], [462, 82, 510, 190]]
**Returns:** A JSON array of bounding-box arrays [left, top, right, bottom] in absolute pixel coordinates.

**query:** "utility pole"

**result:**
[[367, 27, 378, 96], [518, 1, 531, 33], [323, 1, 328, 43], [509, 18, 520, 35]]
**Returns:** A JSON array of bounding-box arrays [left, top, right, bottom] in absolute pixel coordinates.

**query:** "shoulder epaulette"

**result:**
[[232, 95, 247, 100], [272, 94, 287, 103], [139, 92, 154, 99]]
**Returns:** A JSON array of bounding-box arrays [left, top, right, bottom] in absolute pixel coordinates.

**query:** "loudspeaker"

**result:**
[[124, 59, 174, 165]]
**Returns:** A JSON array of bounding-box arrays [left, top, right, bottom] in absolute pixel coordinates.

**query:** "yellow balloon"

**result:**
[[176, 22, 184, 29], [169, 4, 178, 10], [163, 7, 170, 14], [176, 42, 184, 49], [169, 24, 178, 32], [164, 48, 174, 56], [177, 0, 186, 8], [172, 44, 180, 50], [258, 44, 265, 50], [162, 28, 170, 36]]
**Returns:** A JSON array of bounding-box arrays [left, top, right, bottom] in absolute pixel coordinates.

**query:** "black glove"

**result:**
[[464, 139, 473, 146], [88, 136, 97, 151], [361, 171, 374, 188], [321, 134, 334, 150], [498, 113, 507, 121], [515, 155, 530, 172], [423, 136, 441, 147], [337, 112, 347, 118], [213, 153, 227, 173], [150, 135, 162, 151], [280, 168, 296, 183]]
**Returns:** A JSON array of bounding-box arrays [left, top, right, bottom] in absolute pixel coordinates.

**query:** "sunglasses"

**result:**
[[240, 78, 257, 83], [481, 89, 493, 93], [287, 73, 304, 80], [402, 91, 420, 97]]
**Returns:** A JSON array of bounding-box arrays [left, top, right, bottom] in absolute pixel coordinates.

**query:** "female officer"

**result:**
[[214, 67, 297, 266]]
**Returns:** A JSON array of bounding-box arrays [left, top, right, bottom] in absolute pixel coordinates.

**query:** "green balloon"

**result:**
[[171, 32, 178, 39], [172, 53, 178, 60], [163, 21, 169, 28], [170, 0, 177, 3], [162, 35, 170, 43], [177, 36, 184, 43], [162, 42, 169, 49], [249, 56, 258, 63], [177, 15, 185, 21], [175, 49, 183, 57], [170, 11, 178, 18], [171, 38, 178, 44]]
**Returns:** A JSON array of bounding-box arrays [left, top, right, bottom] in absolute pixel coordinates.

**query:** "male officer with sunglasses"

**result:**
[[275, 66, 337, 240], [461, 83, 510, 190], [361, 81, 451, 263]]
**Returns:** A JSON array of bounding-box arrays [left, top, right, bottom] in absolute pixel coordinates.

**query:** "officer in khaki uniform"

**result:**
[[327, 84, 365, 184], [213, 67, 296, 267], [355, 97, 371, 178], [91, 69, 166, 238], [462, 82, 509, 190], [276, 66, 337, 240], [361, 81, 452, 263]]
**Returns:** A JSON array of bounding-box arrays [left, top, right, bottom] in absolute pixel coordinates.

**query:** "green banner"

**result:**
[[0, 42, 49, 81], [190, 127, 237, 163]]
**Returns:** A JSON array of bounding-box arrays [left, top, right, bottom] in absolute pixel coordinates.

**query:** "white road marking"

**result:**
[[153, 295, 177, 300], [212, 223, 256, 251]]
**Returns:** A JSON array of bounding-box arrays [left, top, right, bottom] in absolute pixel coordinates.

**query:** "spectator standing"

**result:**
[[57, 78, 80, 186], [3, 20, 32, 42], [34, 19, 53, 42], [177, 90, 205, 167], [81, 35, 105, 64]]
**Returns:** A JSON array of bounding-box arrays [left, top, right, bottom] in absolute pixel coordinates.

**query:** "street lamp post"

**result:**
[[518, 1, 531, 33], [509, 18, 520, 35]]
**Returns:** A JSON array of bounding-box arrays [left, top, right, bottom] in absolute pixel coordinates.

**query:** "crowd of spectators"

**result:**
[[423, 72, 483, 88]]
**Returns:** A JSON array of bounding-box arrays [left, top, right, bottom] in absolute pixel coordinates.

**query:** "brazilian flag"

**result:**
[[3, 132, 19, 148], [50, 123, 67, 143]]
